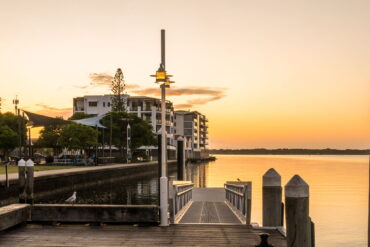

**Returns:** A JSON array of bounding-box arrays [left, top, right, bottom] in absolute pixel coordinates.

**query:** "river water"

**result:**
[[195, 154, 369, 247], [41, 154, 368, 246]]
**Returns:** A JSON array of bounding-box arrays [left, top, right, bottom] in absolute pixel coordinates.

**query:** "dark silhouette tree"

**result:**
[[111, 68, 126, 112]]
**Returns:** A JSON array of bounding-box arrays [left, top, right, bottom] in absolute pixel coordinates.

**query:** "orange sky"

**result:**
[[0, 0, 369, 149]]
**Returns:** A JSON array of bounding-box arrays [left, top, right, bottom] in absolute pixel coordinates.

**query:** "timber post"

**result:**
[[17, 158, 26, 203], [285, 175, 310, 247], [263, 168, 282, 226], [176, 136, 185, 180], [25, 159, 34, 204]]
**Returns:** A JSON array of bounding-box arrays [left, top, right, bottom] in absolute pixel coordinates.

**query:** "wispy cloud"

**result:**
[[34, 104, 72, 119], [74, 72, 140, 90], [132, 86, 227, 108], [174, 104, 194, 109]]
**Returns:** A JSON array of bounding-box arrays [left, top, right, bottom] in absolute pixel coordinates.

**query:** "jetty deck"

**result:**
[[179, 188, 242, 224], [0, 224, 286, 247]]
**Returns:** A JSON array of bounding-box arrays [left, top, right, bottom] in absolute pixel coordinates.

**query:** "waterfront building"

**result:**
[[174, 110, 209, 159], [73, 95, 176, 155]]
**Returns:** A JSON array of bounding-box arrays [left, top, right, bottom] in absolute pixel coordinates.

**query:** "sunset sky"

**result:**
[[0, 0, 369, 149]]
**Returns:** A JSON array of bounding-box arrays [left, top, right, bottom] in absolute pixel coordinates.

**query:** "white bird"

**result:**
[[65, 191, 77, 204]]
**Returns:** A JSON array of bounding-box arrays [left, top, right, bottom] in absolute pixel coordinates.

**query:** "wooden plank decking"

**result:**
[[180, 201, 241, 224], [0, 224, 287, 247], [179, 188, 242, 224]]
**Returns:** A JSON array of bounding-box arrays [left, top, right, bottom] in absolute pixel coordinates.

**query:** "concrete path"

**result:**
[[0, 161, 168, 183]]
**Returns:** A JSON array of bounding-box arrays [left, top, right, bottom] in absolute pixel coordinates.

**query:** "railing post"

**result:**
[[17, 159, 26, 203], [25, 159, 34, 204], [242, 185, 247, 215], [263, 168, 282, 226], [285, 175, 310, 247], [168, 176, 175, 224], [246, 182, 252, 225]]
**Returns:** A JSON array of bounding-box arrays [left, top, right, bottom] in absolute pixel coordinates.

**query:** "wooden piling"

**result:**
[[285, 175, 310, 247], [177, 137, 185, 180], [25, 159, 34, 204], [18, 159, 26, 203], [263, 168, 282, 226]]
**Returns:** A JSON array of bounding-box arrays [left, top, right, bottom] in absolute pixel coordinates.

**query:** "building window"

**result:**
[[88, 101, 98, 107], [108, 102, 111, 107], [103, 102, 106, 107]]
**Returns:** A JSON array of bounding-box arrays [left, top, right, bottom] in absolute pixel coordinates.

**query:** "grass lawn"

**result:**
[[0, 165, 82, 174]]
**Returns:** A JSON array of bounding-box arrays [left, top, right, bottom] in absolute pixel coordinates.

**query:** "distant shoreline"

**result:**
[[209, 149, 370, 155]]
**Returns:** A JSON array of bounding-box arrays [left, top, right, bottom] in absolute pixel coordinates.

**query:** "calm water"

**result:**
[[202, 155, 369, 247], [39, 154, 369, 246]]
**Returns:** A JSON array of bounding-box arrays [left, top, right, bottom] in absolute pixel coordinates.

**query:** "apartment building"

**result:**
[[73, 95, 176, 150], [174, 110, 209, 159]]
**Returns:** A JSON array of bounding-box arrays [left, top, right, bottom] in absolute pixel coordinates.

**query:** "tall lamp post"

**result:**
[[151, 29, 174, 226]]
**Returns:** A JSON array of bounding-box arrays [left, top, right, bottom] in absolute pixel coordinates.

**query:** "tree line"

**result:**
[[209, 148, 370, 155]]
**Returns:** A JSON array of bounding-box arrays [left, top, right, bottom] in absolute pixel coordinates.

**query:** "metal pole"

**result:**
[[28, 128, 31, 157], [109, 113, 112, 157], [161, 29, 165, 67], [102, 128, 105, 158], [159, 29, 169, 226], [21, 112, 25, 157], [18, 109, 21, 159]]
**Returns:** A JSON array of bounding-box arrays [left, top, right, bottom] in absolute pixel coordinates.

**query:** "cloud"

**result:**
[[174, 104, 194, 109], [89, 73, 113, 87], [74, 72, 140, 90], [34, 104, 72, 119], [132, 86, 227, 107]]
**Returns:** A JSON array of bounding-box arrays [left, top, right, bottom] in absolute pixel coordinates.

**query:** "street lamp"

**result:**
[[150, 29, 174, 226]]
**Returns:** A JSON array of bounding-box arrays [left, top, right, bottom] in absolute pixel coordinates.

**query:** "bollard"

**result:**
[[255, 233, 274, 247], [25, 159, 34, 204], [285, 175, 310, 247], [176, 137, 185, 180], [18, 159, 26, 203], [263, 168, 282, 226]]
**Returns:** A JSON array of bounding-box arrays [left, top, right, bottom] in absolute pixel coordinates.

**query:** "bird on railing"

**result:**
[[65, 191, 77, 204], [237, 178, 241, 182]]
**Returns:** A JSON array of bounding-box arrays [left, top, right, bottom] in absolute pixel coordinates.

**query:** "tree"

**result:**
[[0, 112, 27, 159], [0, 125, 18, 158], [111, 68, 126, 112], [58, 123, 98, 150], [68, 112, 94, 120], [101, 112, 156, 156], [33, 125, 62, 148]]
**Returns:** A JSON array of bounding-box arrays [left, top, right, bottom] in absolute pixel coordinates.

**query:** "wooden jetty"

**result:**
[[0, 224, 286, 247], [0, 157, 317, 247]]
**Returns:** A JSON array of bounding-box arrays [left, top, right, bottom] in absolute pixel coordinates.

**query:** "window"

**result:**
[[108, 102, 111, 107], [88, 101, 98, 107], [103, 102, 106, 107]]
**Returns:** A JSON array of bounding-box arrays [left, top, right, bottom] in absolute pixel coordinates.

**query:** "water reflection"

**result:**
[[36, 162, 211, 205]]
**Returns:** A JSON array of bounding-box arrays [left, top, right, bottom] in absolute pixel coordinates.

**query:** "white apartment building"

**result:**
[[174, 111, 209, 159], [73, 95, 176, 149]]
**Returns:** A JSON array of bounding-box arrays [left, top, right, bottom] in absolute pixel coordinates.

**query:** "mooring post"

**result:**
[[285, 175, 310, 247], [18, 158, 26, 203], [177, 136, 185, 180], [25, 159, 34, 204], [263, 168, 282, 226]]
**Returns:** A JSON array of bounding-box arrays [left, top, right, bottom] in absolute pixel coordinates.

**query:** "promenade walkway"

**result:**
[[0, 161, 166, 183]]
